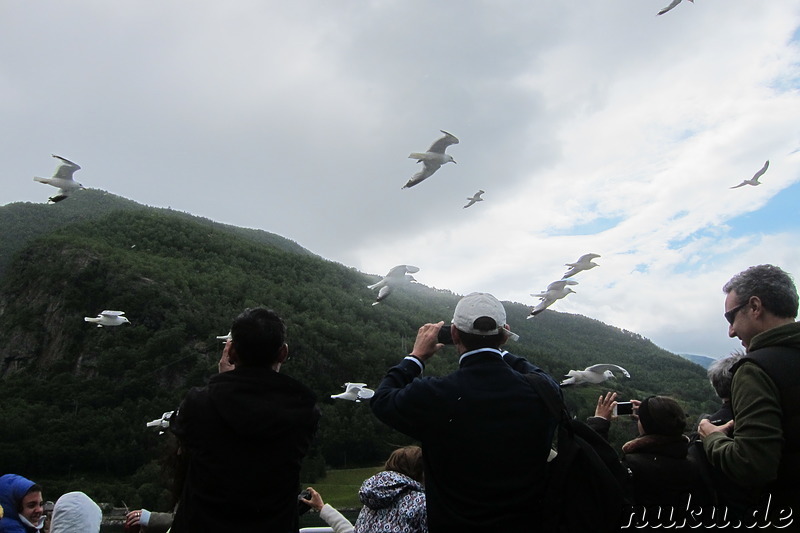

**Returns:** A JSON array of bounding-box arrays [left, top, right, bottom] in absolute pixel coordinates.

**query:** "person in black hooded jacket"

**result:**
[[170, 308, 320, 533], [588, 393, 711, 526]]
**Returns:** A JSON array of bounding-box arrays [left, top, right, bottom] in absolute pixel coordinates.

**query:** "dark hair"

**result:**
[[455, 316, 505, 350], [707, 350, 744, 400], [638, 396, 686, 437], [230, 308, 286, 367], [723, 264, 798, 319], [384, 445, 424, 484], [17, 484, 42, 511]]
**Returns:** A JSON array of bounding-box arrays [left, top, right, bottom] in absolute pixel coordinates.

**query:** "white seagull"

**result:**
[[33, 154, 85, 203], [368, 265, 420, 305], [403, 130, 459, 189], [730, 160, 769, 189], [527, 280, 578, 318], [463, 190, 485, 209], [146, 410, 175, 435], [560, 364, 631, 386], [563, 253, 601, 279], [657, 0, 693, 16], [84, 310, 130, 328], [331, 382, 375, 402], [216, 331, 232, 343]]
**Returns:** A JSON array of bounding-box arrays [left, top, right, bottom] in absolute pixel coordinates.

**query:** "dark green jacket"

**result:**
[[703, 322, 800, 507]]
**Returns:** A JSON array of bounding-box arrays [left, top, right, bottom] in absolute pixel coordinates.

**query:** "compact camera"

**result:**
[[297, 489, 312, 516], [437, 323, 454, 345], [613, 402, 633, 416]]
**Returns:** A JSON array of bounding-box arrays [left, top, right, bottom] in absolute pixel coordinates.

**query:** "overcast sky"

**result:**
[[3, 1, 800, 359]]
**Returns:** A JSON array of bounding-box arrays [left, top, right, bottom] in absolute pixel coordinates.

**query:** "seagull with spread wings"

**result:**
[[730, 160, 769, 189], [657, 0, 693, 16], [33, 154, 85, 203], [563, 253, 601, 279], [560, 364, 631, 386], [84, 310, 130, 328], [527, 280, 578, 318], [331, 382, 375, 402], [402, 130, 459, 189], [367, 265, 419, 305], [463, 190, 485, 209]]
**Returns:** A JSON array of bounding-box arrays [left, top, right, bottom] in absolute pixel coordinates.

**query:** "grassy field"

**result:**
[[301, 466, 382, 509]]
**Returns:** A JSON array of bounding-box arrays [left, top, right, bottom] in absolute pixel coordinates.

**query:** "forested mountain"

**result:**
[[0, 194, 718, 510], [0, 189, 313, 277]]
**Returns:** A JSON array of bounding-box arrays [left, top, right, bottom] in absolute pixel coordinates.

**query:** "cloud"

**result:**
[[3, 1, 800, 359]]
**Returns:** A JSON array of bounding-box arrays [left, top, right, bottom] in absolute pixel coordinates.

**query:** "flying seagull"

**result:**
[[527, 280, 578, 318], [730, 160, 769, 189], [216, 331, 232, 343], [657, 0, 693, 16], [402, 130, 459, 189], [84, 310, 130, 328], [563, 253, 601, 279], [560, 364, 631, 386], [33, 154, 85, 203], [463, 190, 485, 209], [368, 265, 419, 305], [331, 382, 375, 402], [146, 410, 175, 435]]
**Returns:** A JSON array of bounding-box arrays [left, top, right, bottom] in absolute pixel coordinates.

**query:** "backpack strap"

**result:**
[[524, 371, 570, 424], [523, 372, 578, 483]]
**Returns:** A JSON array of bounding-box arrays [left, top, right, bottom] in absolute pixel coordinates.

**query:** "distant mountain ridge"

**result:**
[[678, 353, 716, 369]]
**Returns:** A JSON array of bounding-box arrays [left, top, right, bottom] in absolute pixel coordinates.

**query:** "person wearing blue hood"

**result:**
[[0, 474, 45, 533]]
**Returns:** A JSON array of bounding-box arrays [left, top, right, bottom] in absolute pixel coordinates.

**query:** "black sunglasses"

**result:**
[[724, 301, 748, 325]]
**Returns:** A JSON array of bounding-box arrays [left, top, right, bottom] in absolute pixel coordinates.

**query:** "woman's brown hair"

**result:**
[[384, 445, 424, 483]]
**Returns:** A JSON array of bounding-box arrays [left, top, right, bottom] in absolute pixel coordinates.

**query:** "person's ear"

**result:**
[[749, 296, 763, 318], [500, 324, 511, 345], [227, 341, 240, 365], [451, 325, 461, 345], [277, 343, 289, 364]]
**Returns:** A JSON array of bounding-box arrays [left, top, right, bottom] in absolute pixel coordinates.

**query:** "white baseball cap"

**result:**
[[452, 292, 519, 341]]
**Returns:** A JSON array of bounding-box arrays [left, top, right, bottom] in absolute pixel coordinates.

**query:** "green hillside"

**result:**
[[0, 197, 718, 510], [0, 189, 314, 278]]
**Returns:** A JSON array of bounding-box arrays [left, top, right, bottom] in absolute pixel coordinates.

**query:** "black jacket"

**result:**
[[371, 349, 559, 532], [170, 366, 319, 533], [587, 416, 712, 524], [621, 433, 711, 508]]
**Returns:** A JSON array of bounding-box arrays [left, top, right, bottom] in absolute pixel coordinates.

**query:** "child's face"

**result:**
[[20, 491, 43, 525]]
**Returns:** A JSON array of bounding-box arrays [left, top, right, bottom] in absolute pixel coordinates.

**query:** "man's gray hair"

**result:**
[[723, 264, 798, 319], [707, 350, 745, 400]]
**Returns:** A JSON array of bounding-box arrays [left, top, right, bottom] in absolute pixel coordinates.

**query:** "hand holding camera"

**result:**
[[613, 402, 633, 416], [297, 488, 313, 515], [437, 323, 454, 345], [409, 321, 447, 362]]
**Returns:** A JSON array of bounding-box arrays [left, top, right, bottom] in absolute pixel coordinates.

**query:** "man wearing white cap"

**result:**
[[371, 292, 560, 532]]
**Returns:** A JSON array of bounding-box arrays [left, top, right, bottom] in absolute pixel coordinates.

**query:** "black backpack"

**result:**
[[526, 373, 632, 533]]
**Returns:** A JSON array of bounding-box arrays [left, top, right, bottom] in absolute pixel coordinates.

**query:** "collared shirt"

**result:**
[[458, 347, 503, 365], [404, 348, 505, 372]]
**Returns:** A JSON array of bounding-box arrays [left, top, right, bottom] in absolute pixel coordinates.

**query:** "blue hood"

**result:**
[[0, 474, 36, 526]]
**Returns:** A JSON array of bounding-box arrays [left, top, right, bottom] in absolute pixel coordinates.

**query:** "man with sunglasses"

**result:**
[[698, 264, 799, 527]]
